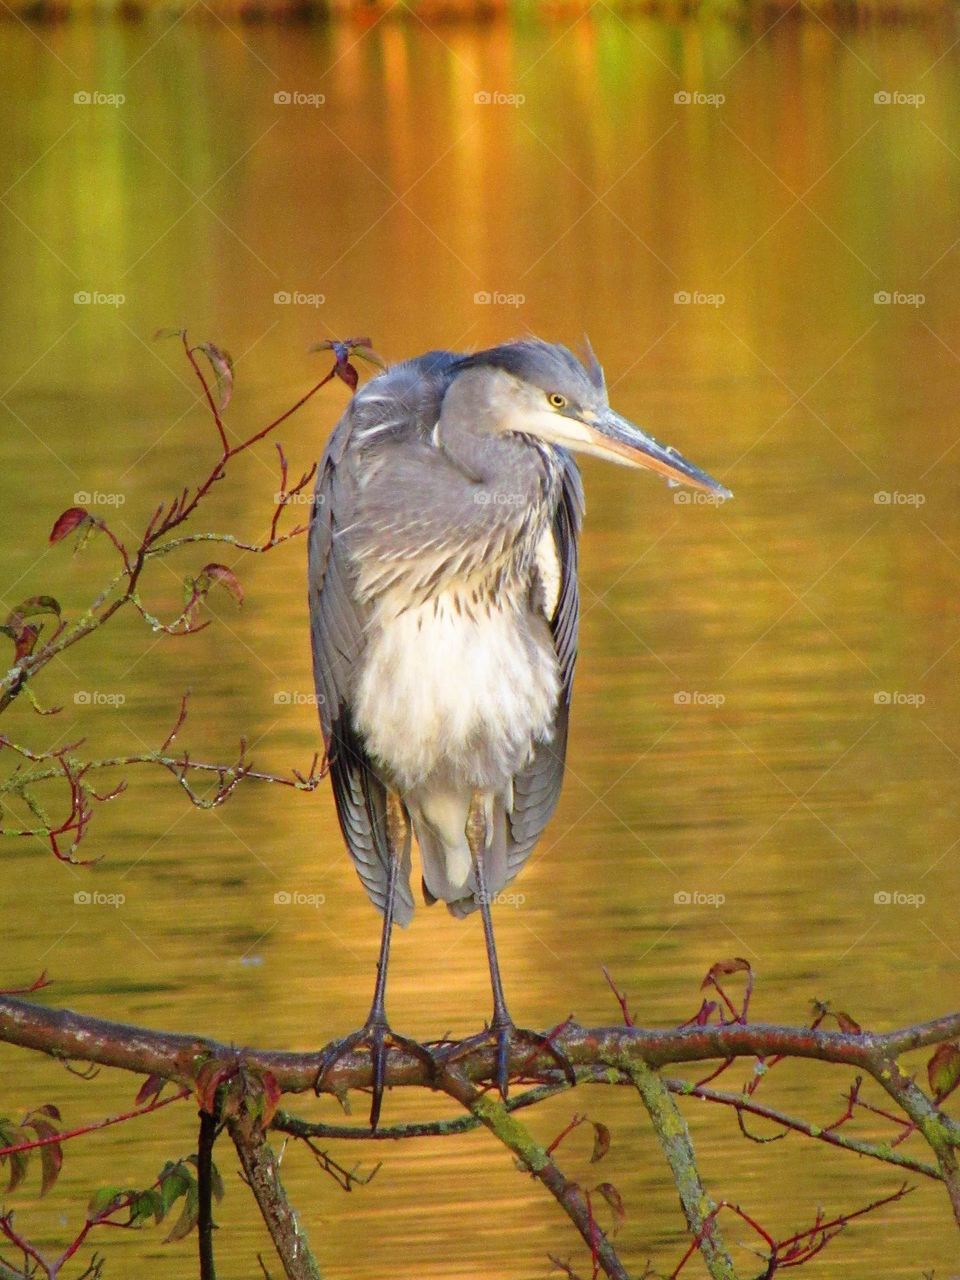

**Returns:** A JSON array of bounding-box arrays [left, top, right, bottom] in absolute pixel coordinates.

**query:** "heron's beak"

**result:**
[[582, 409, 732, 499]]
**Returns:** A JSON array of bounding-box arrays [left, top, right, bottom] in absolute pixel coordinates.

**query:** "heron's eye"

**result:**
[[547, 392, 567, 409]]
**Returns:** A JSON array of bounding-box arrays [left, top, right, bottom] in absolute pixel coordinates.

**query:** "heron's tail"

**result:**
[[406, 787, 509, 919]]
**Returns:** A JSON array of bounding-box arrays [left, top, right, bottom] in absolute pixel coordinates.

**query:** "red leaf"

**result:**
[[928, 1042, 960, 1100], [134, 1074, 165, 1107], [199, 564, 243, 607], [834, 1011, 862, 1035], [2, 623, 39, 662], [701, 958, 751, 990], [595, 1182, 626, 1233], [194, 1060, 236, 1114], [49, 507, 90, 544], [260, 1071, 282, 1127], [589, 1121, 611, 1164], [336, 361, 359, 392], [195, 342, 234, 413]]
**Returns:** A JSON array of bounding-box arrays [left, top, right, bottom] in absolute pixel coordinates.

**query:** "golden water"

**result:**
[[0, 14, 958, 1277]]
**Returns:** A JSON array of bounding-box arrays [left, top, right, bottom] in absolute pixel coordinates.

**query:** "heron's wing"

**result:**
[[506, 453, 584, 876], [308, 406, 416, 924]]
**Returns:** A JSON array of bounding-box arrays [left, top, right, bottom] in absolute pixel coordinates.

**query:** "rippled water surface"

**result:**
[[1, 13, 959, 1277]]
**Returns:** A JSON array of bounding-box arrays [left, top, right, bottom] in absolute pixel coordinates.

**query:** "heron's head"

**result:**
[[455, 340, 731, 499]]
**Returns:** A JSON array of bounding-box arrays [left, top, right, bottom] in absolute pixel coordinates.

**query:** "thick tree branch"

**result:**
[[228, 1109, 323, 1280], [630, 1062, 737, 1280]]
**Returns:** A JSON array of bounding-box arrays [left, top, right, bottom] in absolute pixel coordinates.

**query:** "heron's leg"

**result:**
[[365, 795, 405, 1027], [315, 795, 434, 1129], [463, 791, 575, 1099], [466, 794, 511, 1032]]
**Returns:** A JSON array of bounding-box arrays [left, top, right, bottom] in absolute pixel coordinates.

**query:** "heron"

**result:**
[[308, 339, 730, 1124]]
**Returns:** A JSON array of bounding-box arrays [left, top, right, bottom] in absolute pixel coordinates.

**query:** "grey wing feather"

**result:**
[[506, 451, 584, 875], [308, 403, 416, 924]]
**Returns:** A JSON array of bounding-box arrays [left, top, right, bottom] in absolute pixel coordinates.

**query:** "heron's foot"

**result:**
[[449, 1018, 577, 1099], [315, 1019, 437, 1129]]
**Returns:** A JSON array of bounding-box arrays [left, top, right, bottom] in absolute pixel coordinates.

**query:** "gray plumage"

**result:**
[[308, 342, 590, 923], [308, 339, 729, 927]]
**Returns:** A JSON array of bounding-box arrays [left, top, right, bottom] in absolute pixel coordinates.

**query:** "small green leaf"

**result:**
[[5, 1145, 28, 1195], [5, 597, 61, 628], [154, 327, 187, 341], [158, 1160, 194, 1216], [38, 1137, 63, 1197], [164, 1182, 200, 1243], [131, 1189, 164, 1227], [88, 1185, 123, 1218]]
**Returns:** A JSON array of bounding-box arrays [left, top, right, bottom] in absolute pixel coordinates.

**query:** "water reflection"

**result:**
[[0, 13, 958, 1277]]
